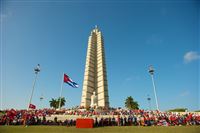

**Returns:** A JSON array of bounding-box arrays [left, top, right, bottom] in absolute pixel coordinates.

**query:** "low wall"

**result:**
[[44, 111, 200, 122]]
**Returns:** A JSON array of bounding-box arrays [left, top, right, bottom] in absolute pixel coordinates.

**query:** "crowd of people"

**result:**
[[0, 108, 199, 127]]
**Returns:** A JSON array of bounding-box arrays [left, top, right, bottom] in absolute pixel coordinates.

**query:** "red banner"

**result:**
[[29, 104, 36, 109], [76, 118, 94, 128]]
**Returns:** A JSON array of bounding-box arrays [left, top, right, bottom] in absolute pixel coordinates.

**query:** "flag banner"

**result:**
[[29, 103, 36, 109], [63, 74, 79, 88], [10, 109, 17, 115]]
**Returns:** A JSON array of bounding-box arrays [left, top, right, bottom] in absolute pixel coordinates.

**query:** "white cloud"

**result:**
[[125, 75, 140, 82], [0, 11, 12, 23], [0, 14, 7, 23], [184, 51, 200, 63], [180, 90, 190, 97]]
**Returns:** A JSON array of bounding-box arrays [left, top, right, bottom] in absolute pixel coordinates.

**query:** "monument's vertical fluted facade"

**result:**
[[81, 26, 109, 108]]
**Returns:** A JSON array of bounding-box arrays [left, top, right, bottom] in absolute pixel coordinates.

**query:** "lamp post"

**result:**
[[147, 95, 151, 110], [27, 64, 40, 110], [148, 65, 159, 111]]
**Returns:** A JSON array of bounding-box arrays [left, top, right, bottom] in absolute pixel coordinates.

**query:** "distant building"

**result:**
[[81, 26, 109, 108]]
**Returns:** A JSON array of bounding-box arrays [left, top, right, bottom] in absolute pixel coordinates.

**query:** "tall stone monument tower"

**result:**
[[81, 26, 109, 108]]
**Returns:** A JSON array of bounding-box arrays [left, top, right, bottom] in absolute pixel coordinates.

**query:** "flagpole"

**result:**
[[27, 64, 40, 110], [58, 72, 64, 110]]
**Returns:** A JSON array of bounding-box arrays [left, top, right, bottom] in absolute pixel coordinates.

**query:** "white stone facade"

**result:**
[[81, 27, 109, 108]]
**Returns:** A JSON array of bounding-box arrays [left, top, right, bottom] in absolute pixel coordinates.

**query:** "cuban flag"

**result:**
[[63, 74, 79, 88], [29, 103, 36, 109]]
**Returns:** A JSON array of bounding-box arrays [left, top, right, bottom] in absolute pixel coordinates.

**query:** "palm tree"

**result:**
[[49, 97, 66, 109], [49, 98, 58, 109], [58, 97, 66, 108], [125, 96, 139, 110]]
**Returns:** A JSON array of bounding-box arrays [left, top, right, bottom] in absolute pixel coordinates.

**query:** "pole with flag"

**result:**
[[27, 64, 40, 110], [58, 73, 79, 110]]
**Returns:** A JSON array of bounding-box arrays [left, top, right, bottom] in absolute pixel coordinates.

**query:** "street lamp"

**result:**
[[147, 95, 151, 110], [148, 65, 159, 111], [27, 64, 40, 110]]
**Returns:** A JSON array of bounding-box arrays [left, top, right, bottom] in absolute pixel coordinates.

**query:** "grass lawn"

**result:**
[[0, 126, 199, 133]]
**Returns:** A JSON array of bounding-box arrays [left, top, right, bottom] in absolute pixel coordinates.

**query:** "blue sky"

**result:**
[[0, 0, 199, 111]]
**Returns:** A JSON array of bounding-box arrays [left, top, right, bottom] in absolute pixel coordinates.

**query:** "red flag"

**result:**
[[10, 109, 17, 115], [63, 74, 70, 82], [29, 104, 36, 109], [63, 74, 79, 88]]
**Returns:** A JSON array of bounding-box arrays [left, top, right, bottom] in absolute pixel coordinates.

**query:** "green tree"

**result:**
[[58, 97, 66, 108], [49, 97, 66, 109], [168, 108, 187, 112], [49, 98, 58, 109], [125, 96, 139, 110]]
